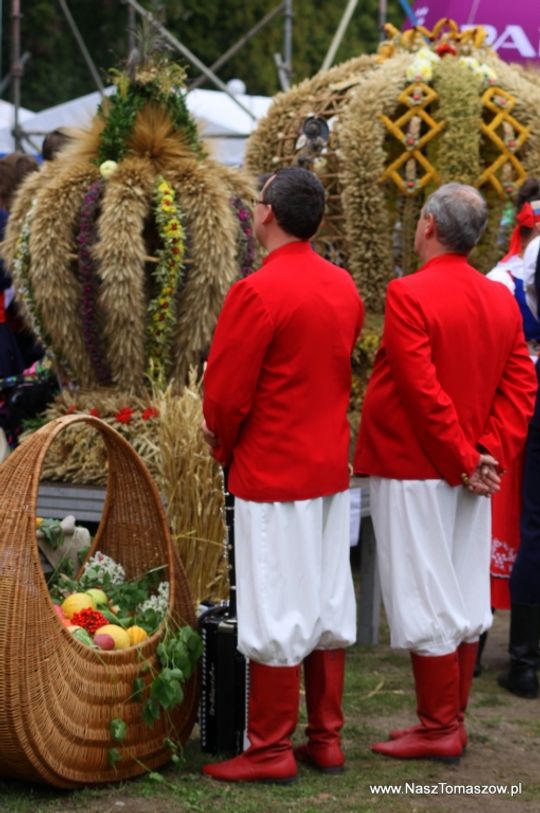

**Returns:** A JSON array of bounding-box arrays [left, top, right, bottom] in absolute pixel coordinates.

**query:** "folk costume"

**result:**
[[354, 252, 537, 762], [486, 201, 540, 610], [499, 235, 540, 698], [202, 241, 364, 782]]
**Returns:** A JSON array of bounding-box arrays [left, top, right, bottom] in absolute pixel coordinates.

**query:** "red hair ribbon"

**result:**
[[503, 200, 540, 260]]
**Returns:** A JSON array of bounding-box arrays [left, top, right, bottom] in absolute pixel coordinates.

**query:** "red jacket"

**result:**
[[203, 241, 364, 501], [354, 253, 537, 485]]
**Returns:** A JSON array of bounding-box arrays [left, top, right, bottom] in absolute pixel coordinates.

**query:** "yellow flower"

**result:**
[[406, 59, 433, 82], [99, 160, 118, 179], [158, 181, 170, 193], [416, 47, 440, 65]]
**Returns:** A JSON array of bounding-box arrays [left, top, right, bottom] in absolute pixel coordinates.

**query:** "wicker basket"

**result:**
[[0, 415, 198, 787]]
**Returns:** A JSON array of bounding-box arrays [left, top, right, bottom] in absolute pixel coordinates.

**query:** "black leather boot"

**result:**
[[497, 604, 540, 699], [473, 630, 488, 678]]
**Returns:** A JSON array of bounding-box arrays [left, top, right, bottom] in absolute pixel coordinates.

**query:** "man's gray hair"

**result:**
[[423, 183, 488, 254]]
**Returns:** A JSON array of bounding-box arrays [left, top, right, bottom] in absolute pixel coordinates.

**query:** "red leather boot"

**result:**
[[388, 641, 478, 750], [294, 649, 346, 773], [372, 651, 462, 763], [456, 640, 478, 746], [202, 661, 300, 783]]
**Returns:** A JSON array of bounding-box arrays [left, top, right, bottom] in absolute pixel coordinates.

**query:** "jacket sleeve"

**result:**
[[203, 280, 274, 466], [383, 281, 479, 484], [477, 320, 537, 469]]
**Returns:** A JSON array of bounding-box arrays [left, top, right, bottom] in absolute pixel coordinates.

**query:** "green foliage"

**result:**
[[4, 1, 403, 112], [37, 518, 64, 550], [96, 86, 145, 164], [96, 79, 201, 165], [140, 624, 202, 726], [107, 747, 122, 769], [106, 566, 164, 615], [110, 718, 127, 743]]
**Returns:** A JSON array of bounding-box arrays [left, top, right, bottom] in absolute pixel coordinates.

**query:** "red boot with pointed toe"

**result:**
[[202, 661, 300, 784], [372, 651, 462, 764], [388, 641, 478, 751], [294, 649, 347, 773]]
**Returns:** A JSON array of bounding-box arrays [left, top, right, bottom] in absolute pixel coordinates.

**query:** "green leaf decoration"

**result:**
[[107, 747, 122, 768], [150, 672, 184, 711], [148, 771, 165, 783], [132, 676, 145, 702], [110, 718, 127, 743], [39, 518, 64, 549], [142, 696, 161, 727]]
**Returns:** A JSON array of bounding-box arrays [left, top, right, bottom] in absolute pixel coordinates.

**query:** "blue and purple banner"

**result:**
[[410, 1, 540, 65]]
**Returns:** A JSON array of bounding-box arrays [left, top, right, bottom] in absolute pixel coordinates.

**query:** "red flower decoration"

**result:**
[[142, 406, 159, 421], [89, 407, 100, 417], [70, 608, 109, 635], [435, 42, 457, 57], [114, 407, 134, 424], [65, 404, 77, 415]]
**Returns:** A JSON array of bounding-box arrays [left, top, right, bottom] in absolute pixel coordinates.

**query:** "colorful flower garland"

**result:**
[[76, 180, 112, 385], [146, 176, 187, 385], [12, 203, 48, 350], [230, 196, 256, 277]]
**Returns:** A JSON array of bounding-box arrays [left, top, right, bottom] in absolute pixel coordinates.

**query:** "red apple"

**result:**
[[94, 633, 115, 651]]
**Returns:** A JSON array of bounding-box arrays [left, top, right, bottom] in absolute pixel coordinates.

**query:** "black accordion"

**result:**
[[199, 486, 249, 755]]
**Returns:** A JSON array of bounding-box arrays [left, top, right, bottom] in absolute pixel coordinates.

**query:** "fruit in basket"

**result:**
[[71, 627, 97, 648], [62, 592, 95, 618], [94, 624, 130, 650], [94, 633, 115, 651], [52, 604, 66, 621], [127, 625, 149, 645], [85, 588, 108, 607]]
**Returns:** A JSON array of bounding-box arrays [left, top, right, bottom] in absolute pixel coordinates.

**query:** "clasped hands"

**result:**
[[464, 453, 501, 497], [201, 418, 218, 449]]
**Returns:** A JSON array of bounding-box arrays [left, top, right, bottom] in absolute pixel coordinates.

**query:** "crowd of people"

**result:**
[[201, 167, 539, 783]]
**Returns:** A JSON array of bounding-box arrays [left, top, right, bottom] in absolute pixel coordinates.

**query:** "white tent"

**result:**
[[0, 100, 34, 128], [0, 87, 271, 165]]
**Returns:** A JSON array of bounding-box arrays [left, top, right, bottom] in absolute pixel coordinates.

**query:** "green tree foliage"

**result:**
[[1, 0, 403, 111]]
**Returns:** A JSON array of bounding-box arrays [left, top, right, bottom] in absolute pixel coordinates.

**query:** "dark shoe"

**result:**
[[473, 630, 488, 677], [497, 603, 540, 700], [497, 667, 538, 698]]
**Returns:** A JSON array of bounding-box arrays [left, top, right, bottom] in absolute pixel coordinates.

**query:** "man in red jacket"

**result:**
[[201, 167, 364, 783], [355, 183, 537, 763]]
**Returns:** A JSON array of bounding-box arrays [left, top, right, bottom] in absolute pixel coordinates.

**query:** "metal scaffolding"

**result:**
[[1, 0, 377, 154]]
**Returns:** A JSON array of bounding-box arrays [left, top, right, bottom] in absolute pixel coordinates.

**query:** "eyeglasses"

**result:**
[[255, 198, 269, 205]]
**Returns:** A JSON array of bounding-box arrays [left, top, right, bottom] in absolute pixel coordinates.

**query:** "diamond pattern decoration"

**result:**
[[381, 82, 446, 196], [477, 86, 530, 198]]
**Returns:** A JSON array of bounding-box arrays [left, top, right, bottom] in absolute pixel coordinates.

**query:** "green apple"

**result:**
[[86, 588, 108, 607]]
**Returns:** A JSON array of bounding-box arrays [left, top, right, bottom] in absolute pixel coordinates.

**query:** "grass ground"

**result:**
[[0, 612, 539, 813]]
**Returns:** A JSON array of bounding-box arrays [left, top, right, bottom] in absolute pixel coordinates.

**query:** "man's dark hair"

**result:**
[[262, 167, 325, 240], [42, 128, 71, 161], [0, 152, 39, 210]]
